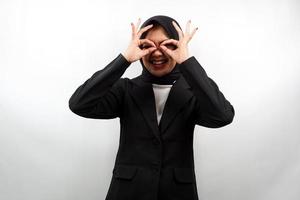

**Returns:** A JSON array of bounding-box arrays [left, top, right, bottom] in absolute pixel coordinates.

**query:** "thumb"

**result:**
[[160, 45, 174, 58], [140, 46, 157, 57]]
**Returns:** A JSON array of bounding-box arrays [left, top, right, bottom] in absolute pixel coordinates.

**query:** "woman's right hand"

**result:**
[[122, 18, 157, 63]]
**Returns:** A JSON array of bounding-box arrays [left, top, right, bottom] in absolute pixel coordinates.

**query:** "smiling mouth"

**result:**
[[150, 58, 168, 66]]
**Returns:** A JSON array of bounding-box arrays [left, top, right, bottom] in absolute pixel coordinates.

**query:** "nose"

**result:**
[[151, 46, 164, 56]]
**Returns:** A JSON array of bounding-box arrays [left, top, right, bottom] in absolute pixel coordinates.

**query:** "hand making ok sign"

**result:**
[[160, 20, 198, 64], [122, 18, 157, 63]]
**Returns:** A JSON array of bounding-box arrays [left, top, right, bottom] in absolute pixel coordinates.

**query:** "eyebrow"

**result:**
[[158, 39, 169, 45], [143, 39, 169, 46]]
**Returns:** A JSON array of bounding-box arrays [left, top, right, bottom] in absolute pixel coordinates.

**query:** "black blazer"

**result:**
[[69, 54, 235, 200]]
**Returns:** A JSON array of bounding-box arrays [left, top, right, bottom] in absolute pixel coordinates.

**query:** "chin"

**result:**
[[145, 62, 175, 77], [150, 67, 171, 77]]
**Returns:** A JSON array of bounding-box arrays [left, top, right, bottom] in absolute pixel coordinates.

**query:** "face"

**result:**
[[141, 26, 177, 77]]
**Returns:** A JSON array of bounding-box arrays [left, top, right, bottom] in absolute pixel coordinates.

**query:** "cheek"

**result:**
[[141, 57, 148, 66], [168, 60, 176, 68], [168, 62, 177, 72], [142, 56, 150, 63]]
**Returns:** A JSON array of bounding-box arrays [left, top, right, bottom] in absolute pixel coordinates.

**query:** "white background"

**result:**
[[1, 0, 299, 200]]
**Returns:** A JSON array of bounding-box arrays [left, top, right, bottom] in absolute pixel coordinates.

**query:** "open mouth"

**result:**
[[150, 58, 168, 66]]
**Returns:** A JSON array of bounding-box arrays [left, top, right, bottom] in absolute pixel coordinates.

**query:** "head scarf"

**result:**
[[139, 15, 182, 85]]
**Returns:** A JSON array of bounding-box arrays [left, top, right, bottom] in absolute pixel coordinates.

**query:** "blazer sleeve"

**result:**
[[68, 53, 131, 119], [178, 56, 235, 128]]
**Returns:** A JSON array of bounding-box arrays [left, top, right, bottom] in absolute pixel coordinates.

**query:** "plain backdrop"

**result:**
[[1, 0, 299, 200]]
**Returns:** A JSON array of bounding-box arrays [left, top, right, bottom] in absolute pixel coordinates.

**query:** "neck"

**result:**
[[141, 64, 181, 85]]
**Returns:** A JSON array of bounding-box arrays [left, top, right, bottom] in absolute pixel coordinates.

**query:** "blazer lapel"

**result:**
[[130, 75, 193, 139], [129, 76, 161, 140], [158, 75, 193, 134]]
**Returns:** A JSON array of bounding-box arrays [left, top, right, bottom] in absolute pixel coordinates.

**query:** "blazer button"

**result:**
[[152, 166, 160, 173], [152, 138, 160, 145]]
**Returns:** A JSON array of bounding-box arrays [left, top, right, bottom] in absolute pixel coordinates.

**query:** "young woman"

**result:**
[[69, 15, 235, 200]]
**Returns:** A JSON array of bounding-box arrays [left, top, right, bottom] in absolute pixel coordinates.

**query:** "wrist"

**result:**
[[121, 52, 132, 63], [178, 55, 192, 64]]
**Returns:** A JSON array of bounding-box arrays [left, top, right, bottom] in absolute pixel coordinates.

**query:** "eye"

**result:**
[[165, 44, 177, 50], [140, 45, 152, 49]]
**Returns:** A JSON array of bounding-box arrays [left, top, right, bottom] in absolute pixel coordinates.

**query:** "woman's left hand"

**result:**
[[160, 20, 198, 64]]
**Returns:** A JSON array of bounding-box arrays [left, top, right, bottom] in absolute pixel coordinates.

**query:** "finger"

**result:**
[[140, 39, 156, 47], [188, 27, 198, 42], [136, 18, 141, 30], [131, 22, 136, 38], [131, 18, 141, 35], [172, 21, 183, 39], [185, 19, 191, 35], [160, 39, 179, 46], [137, 24, 154, 38], [160, 45, 174, 57], [139, 39, 156, 48], [141, 46, 157, 57], [160, 39, 179, 50]]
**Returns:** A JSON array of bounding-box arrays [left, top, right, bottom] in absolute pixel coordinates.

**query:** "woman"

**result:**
[[69, 15, 235, 200]]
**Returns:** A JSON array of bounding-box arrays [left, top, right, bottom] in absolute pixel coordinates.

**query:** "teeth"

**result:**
[[152, 60, 167, 65], [153, 61, 164, 64]]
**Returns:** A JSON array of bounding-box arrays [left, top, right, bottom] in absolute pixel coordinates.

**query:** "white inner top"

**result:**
[[152, 83, 173, 125]]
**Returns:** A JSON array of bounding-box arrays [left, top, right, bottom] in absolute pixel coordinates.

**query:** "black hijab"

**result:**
[[139, 15, 182, 85]]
